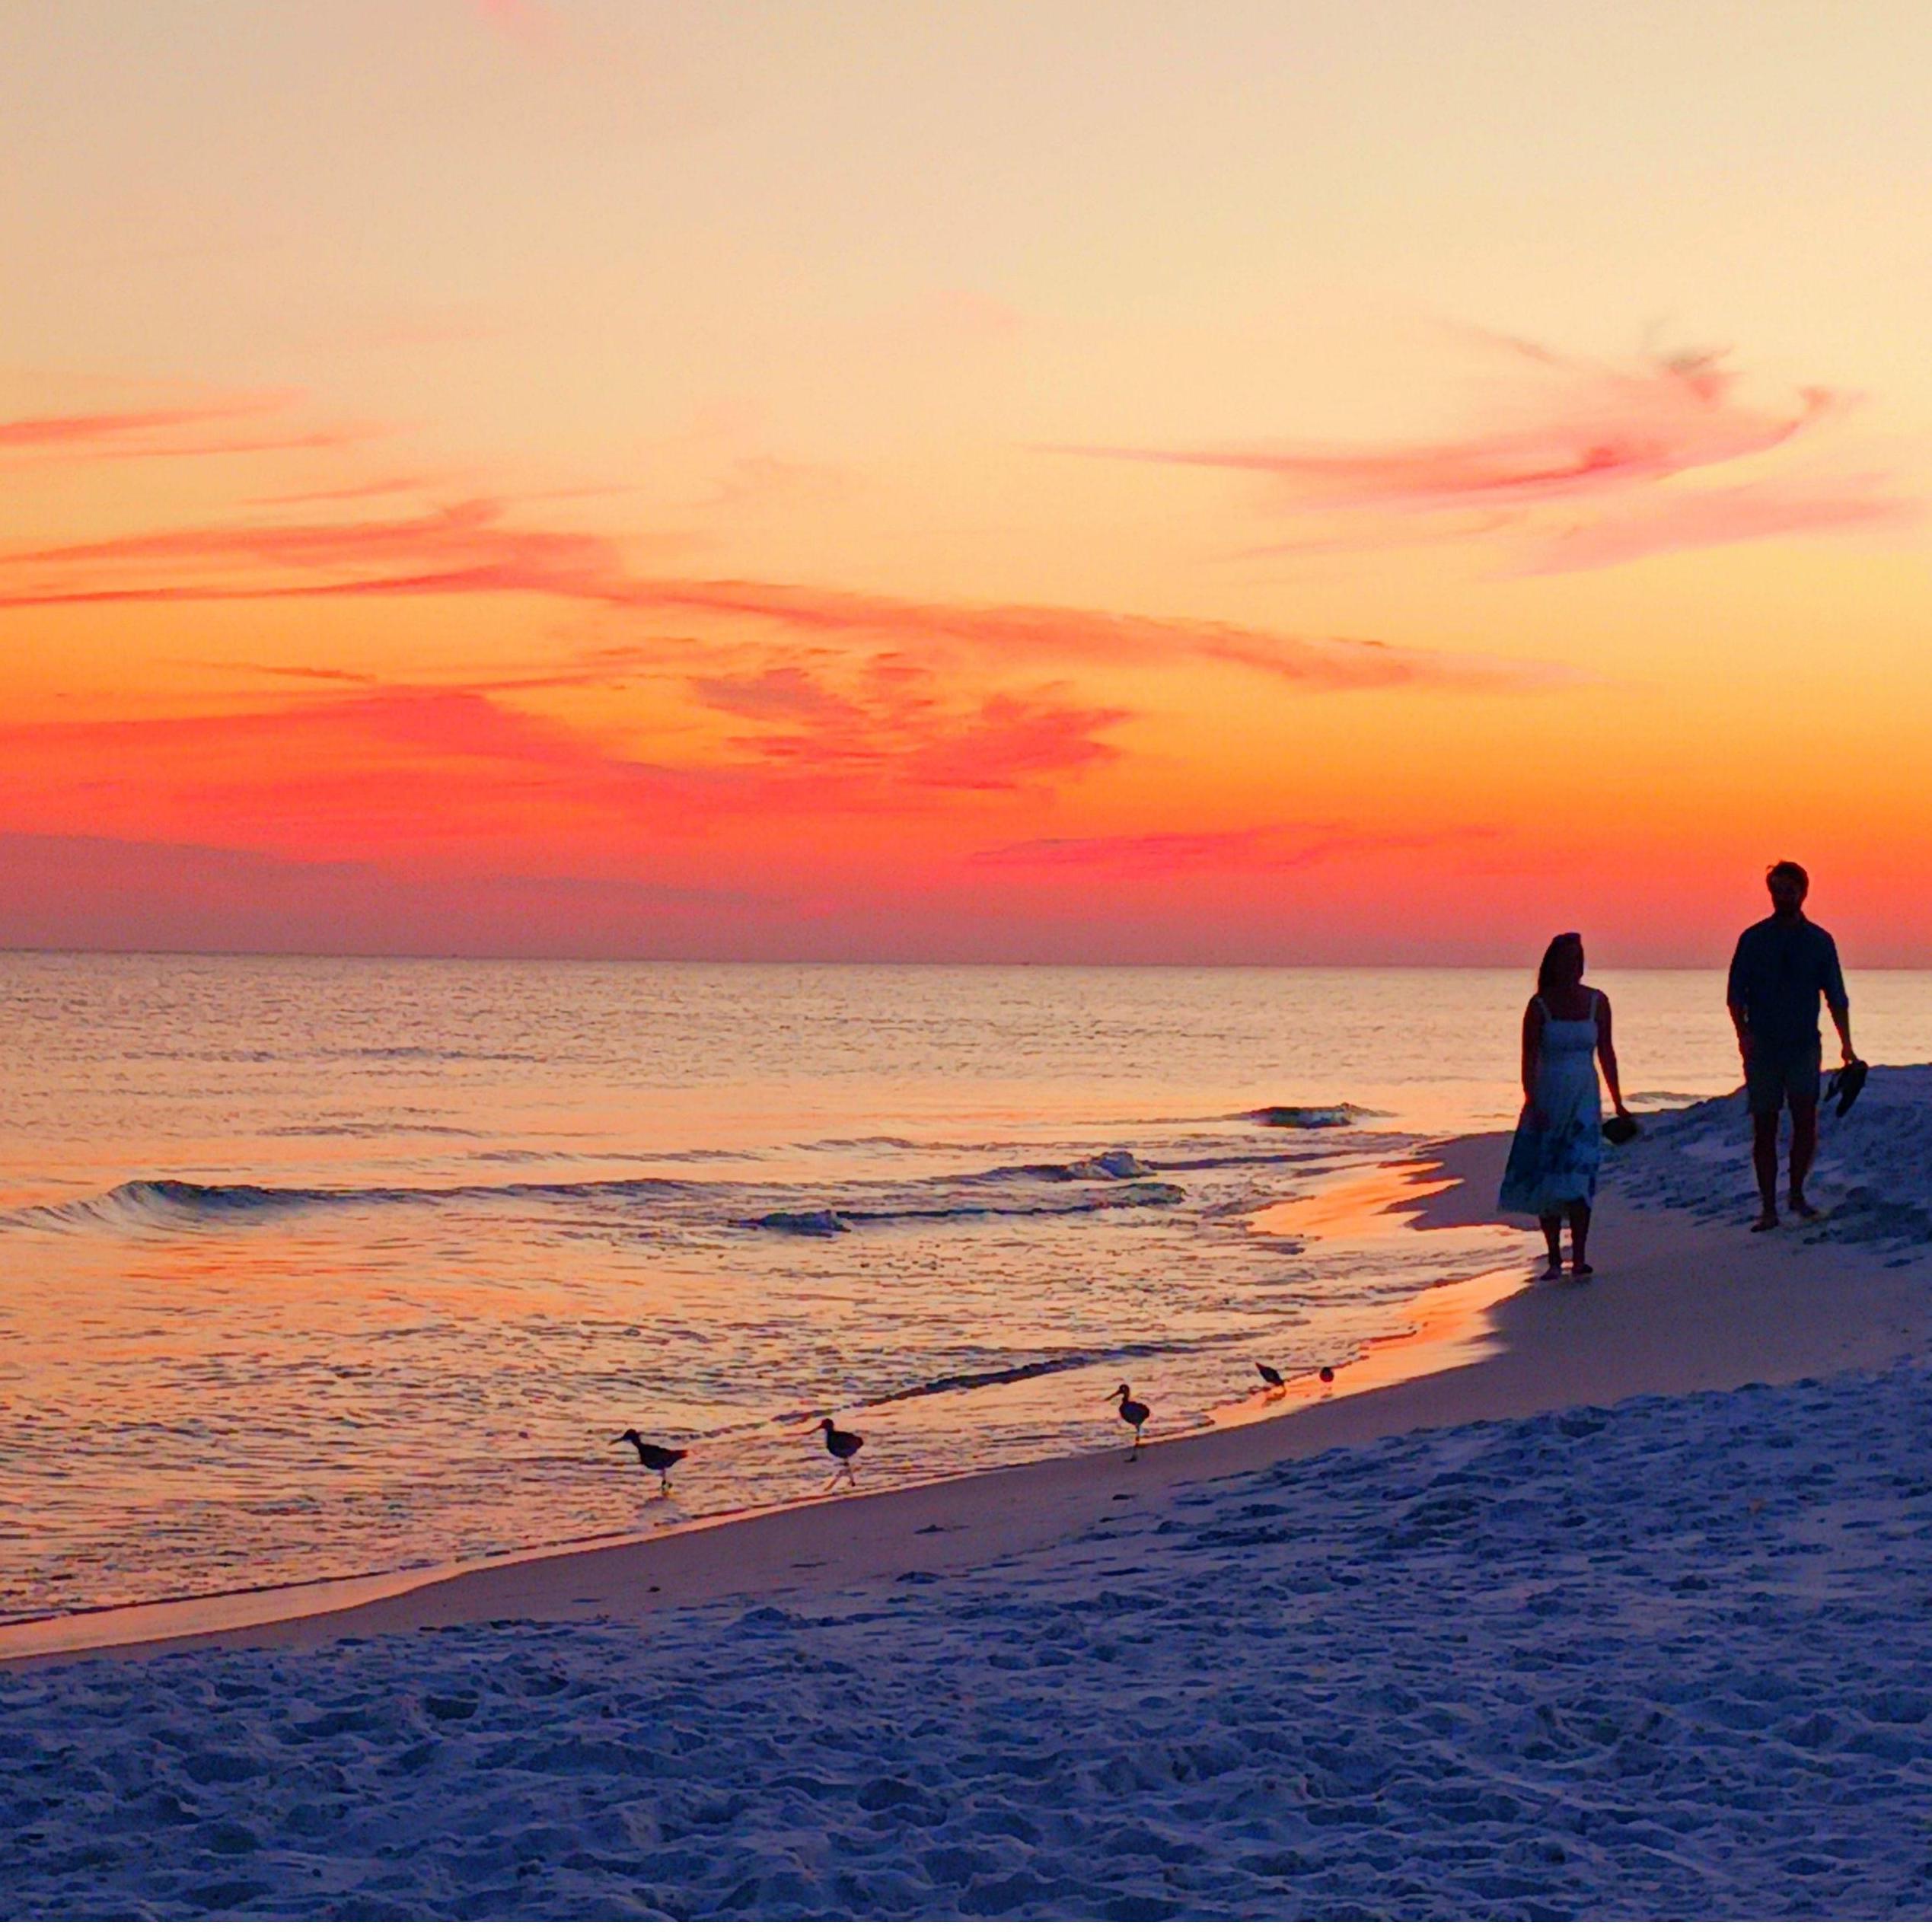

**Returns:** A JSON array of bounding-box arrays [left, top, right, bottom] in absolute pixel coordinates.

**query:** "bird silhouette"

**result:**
[[1110, 1382, 1150, 1460], [1318, 1366, 1335, 1386], [1256, 1360, 1285, 1393], [611, 1430, 687, 1494], [819, 1417, 864, 1488]]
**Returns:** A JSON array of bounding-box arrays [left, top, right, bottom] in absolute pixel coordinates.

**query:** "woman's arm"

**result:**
[[1596, 991, 1631, 1115], [1521, 999, 1543, 1115]]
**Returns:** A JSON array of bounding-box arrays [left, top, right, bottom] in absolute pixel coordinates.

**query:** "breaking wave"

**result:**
[[8, 1174, 696, 1233], [745, 1180, 1185, 1237], [1244, 1104, 1369, 1129], [13, 1150, 1197, 1241]]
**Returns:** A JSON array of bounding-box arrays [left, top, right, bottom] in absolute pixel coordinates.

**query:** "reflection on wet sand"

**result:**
[[1211, 1156, 1530, 1427], [1251, 1159, 1472, 1243]]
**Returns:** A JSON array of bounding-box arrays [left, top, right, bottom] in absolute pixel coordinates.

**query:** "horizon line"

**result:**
[[7, 945, 1931, 972]]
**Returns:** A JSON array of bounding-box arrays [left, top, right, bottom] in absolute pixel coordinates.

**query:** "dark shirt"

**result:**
[[1726, 916, 1848, 1047]]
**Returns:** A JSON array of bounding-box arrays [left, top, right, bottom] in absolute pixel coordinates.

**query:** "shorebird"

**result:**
[[1110, 1382, 1150, 1460], [819, 1417, 864, 1488], [611, 1430, 687, 1494], [1256, 1360, 1285, 1392], [1318, 1366, 1335, 1385]]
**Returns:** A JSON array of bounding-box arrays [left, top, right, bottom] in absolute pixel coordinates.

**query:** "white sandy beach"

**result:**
[[6, 1072, 1932, 1915]]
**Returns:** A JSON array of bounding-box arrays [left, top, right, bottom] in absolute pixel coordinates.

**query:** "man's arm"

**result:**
[[1822, 935, 1855, 1062], [1726, 934, 1752, 1066]]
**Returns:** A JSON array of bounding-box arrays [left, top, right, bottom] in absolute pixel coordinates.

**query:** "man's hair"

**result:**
[[1767, 859, 1809, 891]]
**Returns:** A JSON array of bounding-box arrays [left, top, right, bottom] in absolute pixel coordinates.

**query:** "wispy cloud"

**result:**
[[679, 650, 1130, 793], [1069, 346, 1828, 507], [180, 661, 384, 687], [1, 389, 379, 464], [251, 473, 452, 507], [1519, 476, 1919, 575], [0, 655, 1133, 879], [2, 397, 276, 451], [589, 580, 1551, 691], [905, 695, 1125, 790], [734, 685, 1130, 792], [0, 499, 1554, 691], [0, 499, 625, 603], [1058, 335, 1910, 572], [697, 455, 848, 515], [687, 665, 866, 727], [0, 683, 716, 847], [971, 822, 1491, 878]]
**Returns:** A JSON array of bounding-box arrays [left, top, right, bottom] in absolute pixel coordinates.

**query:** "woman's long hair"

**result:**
[[1536, 932, 1583, 997]]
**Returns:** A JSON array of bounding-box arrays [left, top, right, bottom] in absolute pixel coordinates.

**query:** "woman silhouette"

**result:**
[[1498, 933, 1633, 1279]]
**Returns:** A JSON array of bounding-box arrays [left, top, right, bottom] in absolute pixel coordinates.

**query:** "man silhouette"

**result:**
[[1726, 860, 1856, 1232]]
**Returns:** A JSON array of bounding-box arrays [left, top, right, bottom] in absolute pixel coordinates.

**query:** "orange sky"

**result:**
[[5, 1, 1930, 962]]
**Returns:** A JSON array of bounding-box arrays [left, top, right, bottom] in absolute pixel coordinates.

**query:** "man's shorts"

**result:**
[[1745, 1035, 1822, 1117]]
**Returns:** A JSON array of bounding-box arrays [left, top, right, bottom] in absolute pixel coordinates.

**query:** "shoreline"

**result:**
[[1, 1151, 1513, 1665], [15, 1118, 1930, 1671]]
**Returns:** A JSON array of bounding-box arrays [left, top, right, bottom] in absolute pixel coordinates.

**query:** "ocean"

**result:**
[[7, 954, 1930, 1628]]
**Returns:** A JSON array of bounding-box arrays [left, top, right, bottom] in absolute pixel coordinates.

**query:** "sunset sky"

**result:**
[[5, 0, 1930, 963]]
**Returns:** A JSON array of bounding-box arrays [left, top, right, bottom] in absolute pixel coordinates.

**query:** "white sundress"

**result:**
[[1497, 992, 1603, 1216]]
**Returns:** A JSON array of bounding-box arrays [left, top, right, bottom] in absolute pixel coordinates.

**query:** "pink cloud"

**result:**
[[0, 389, 382, 465], [1, 498, 618, 585], [1, 393, 289, 452], [0, 684, 715, 826], [1519, 477, 1919, 574], [0, 498, 1549, 691], [901, 695, 1126, 791], [0, 657, 1130, 873], [251, 473, 451, 506], [699, 455, 847, 514], [184, 662, 383, 686], [690, 658, 1127, 793], [595, 579, 1535, 691], [1059, 335, 1911, 572], [1064, 346, 1831, 509], [971, 823, 1491, 878], [687, 665, 866, 727]]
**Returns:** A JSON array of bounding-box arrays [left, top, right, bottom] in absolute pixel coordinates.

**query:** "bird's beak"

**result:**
[[609, 1433, 626, 1443]]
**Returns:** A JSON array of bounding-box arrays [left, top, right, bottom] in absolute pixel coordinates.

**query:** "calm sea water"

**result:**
[[6, 955, 1930, 1624]]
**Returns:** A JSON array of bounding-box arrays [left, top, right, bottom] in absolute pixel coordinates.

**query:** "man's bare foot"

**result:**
[[1789, 1194, 1823, 1223], [1751, 1211, 1779, 1232], [1540, 1259, 1564, 1280], [1570, 1261, 1594, 1279]]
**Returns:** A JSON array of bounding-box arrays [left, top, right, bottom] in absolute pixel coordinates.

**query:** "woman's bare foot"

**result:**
[[1751, 1211, 1779, 1232], [1570, 1261, 1594, 1279], [1789, 1194, 1822, 1223]]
